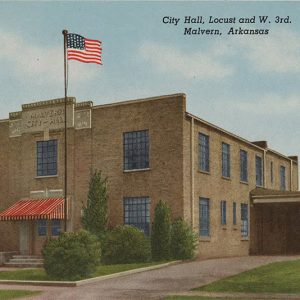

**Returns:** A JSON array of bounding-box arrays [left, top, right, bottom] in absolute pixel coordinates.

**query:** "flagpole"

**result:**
[[62, 29, 68, 232]]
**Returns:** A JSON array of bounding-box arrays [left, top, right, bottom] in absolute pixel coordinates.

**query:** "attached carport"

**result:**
[[250, 188, 300, 255]]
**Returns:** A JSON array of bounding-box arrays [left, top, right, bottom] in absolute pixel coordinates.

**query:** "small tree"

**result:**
[[171, 218, 198, 260], [151, 200, 171, 261], [81, 169, 108, 240]]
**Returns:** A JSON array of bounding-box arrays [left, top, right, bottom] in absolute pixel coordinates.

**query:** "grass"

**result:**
[[165, 297, 256, 300], [0, 290, 41, 299], [195, 259, 300, 294], [0, 261, 164, 281]]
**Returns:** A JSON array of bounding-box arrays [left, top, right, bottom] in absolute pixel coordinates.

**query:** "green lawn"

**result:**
[[165, 297, 255, 300], [195, 259, 300, 294], [0, 290, 41, 299], [0, 262, 164, 281]]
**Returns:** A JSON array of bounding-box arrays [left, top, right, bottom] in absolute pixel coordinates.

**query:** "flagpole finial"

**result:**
[[62, 29, 68, 36]]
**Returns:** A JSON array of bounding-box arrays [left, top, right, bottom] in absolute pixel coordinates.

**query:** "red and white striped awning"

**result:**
[[0, 198, 65, 221]]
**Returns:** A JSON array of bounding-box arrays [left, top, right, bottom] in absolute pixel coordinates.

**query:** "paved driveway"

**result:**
[[1, 255, 300, 300]]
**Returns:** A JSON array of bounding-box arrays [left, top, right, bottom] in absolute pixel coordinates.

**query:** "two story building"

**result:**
[[0, 93, 299, 257]]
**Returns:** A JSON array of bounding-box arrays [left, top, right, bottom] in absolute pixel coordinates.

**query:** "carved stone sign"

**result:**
[[75, 109, 91, 129], [22, 104, 74, 133], [8, 98, 92, 138]]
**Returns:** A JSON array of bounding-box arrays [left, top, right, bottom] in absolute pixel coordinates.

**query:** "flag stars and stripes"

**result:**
[[67, 33, 102, 65]]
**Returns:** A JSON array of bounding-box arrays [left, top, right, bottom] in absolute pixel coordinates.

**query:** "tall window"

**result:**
[[37, 220, 47, 236], [280, 166, 286, 191], [123, 130, 149, 170], [199, 133, 209, 172], [51, 220, 61, 236], [37, 140, 58, 176], [220, 200, 226, 225], [222, 143, 230, 177], [241, 203, 248, 237], [124, 197, 150, 235], [270, 161, 274, 184], [240, 150, 248, 182], [255, 155, 263, 187], [199, 198, 210, 236], [233, 202, 237, 225]]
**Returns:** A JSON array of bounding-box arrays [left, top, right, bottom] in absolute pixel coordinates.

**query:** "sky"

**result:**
[[0, 1, 300, 161]]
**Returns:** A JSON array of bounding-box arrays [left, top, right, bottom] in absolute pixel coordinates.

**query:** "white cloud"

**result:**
[[236, 29, 300, 74], [0, 30, 99, 88], [138, 41, 234, 80], [222, 93, 300, 116]]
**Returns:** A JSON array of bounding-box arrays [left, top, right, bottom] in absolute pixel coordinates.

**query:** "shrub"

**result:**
[[101, 225, 151, 264], [42, 230, 101, 280], [82, 169, 108, 241], [170, 218, 198, 260], [151, 200, 171, 261]]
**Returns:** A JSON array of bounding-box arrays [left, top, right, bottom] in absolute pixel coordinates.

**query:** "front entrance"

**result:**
[[250, 202, 300, 255], [19, 221, 30, 255]]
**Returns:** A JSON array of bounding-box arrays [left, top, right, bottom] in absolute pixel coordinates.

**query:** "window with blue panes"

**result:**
[[199, 133, 209, 172], [221, 200, 226, 225], [222, 143, 230, 177], [124, 197, 150, 235], [280, 166, 286, 191], [199, 198, 210, 237], [123, 130, 149, 170], [37, 220, 47, 236], [37, 140, 58, 176], [270, 161, 274, 184], [241, 203, 248, 237], [255, 155, 263, 187], [240, 150, 248, 182], [51, 220, 61, 236], [233, 202, 237, 225]]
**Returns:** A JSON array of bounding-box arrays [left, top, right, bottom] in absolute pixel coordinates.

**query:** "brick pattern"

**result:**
[[0, 94, 298, 258]]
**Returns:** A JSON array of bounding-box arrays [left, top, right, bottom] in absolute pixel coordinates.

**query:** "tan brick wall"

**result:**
[[183, 115, 298, 258], [0, 94, 298, 258]]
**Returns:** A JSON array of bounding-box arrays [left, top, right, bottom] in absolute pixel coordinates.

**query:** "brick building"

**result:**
[[0, 93, 299, 257]]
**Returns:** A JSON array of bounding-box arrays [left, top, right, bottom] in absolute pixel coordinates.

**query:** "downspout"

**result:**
[[263, 150, 267, 188], [190, 117, 195, 229], [290, 159, 293, 191]]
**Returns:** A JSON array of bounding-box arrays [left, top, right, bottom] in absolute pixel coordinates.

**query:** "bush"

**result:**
[[101, 225, 151, 264], [42, 230, 101, 280], [151, 200, 171, 261], [170, 218, 198, 260]]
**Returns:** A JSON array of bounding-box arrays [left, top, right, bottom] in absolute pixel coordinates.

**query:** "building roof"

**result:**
[[251, 188, 300, 204]]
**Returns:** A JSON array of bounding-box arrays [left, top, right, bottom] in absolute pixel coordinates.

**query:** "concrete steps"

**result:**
[[4, 255, 44, 268]]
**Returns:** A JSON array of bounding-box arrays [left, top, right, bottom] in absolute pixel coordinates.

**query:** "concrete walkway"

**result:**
[[1, 255, 300, 300]]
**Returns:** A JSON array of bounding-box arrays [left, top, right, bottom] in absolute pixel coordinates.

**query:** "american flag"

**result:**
[[67, 33, 102, 65]]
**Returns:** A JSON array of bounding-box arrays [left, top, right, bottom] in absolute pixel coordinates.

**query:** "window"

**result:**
[[199, 133, 209, 172], [199, 198, 210, 236], [124, 197, 150, 235], [37, 220, 47, 236], [255, 155, 263, 187], [37, 140, 58, 176], [241, 203, 248, 237], [240, 150, 248, 182], [123, 130, 149, 170], [222, 143, 230, 177], [270, 161, 274, 184], [220, 200, 226, 225], [233, 202, 237, 225], [51, 220, 61, 236], [280, 166, 286, 191]]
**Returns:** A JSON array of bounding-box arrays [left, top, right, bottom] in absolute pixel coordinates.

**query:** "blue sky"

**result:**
[[0, 1, 300, 160]]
